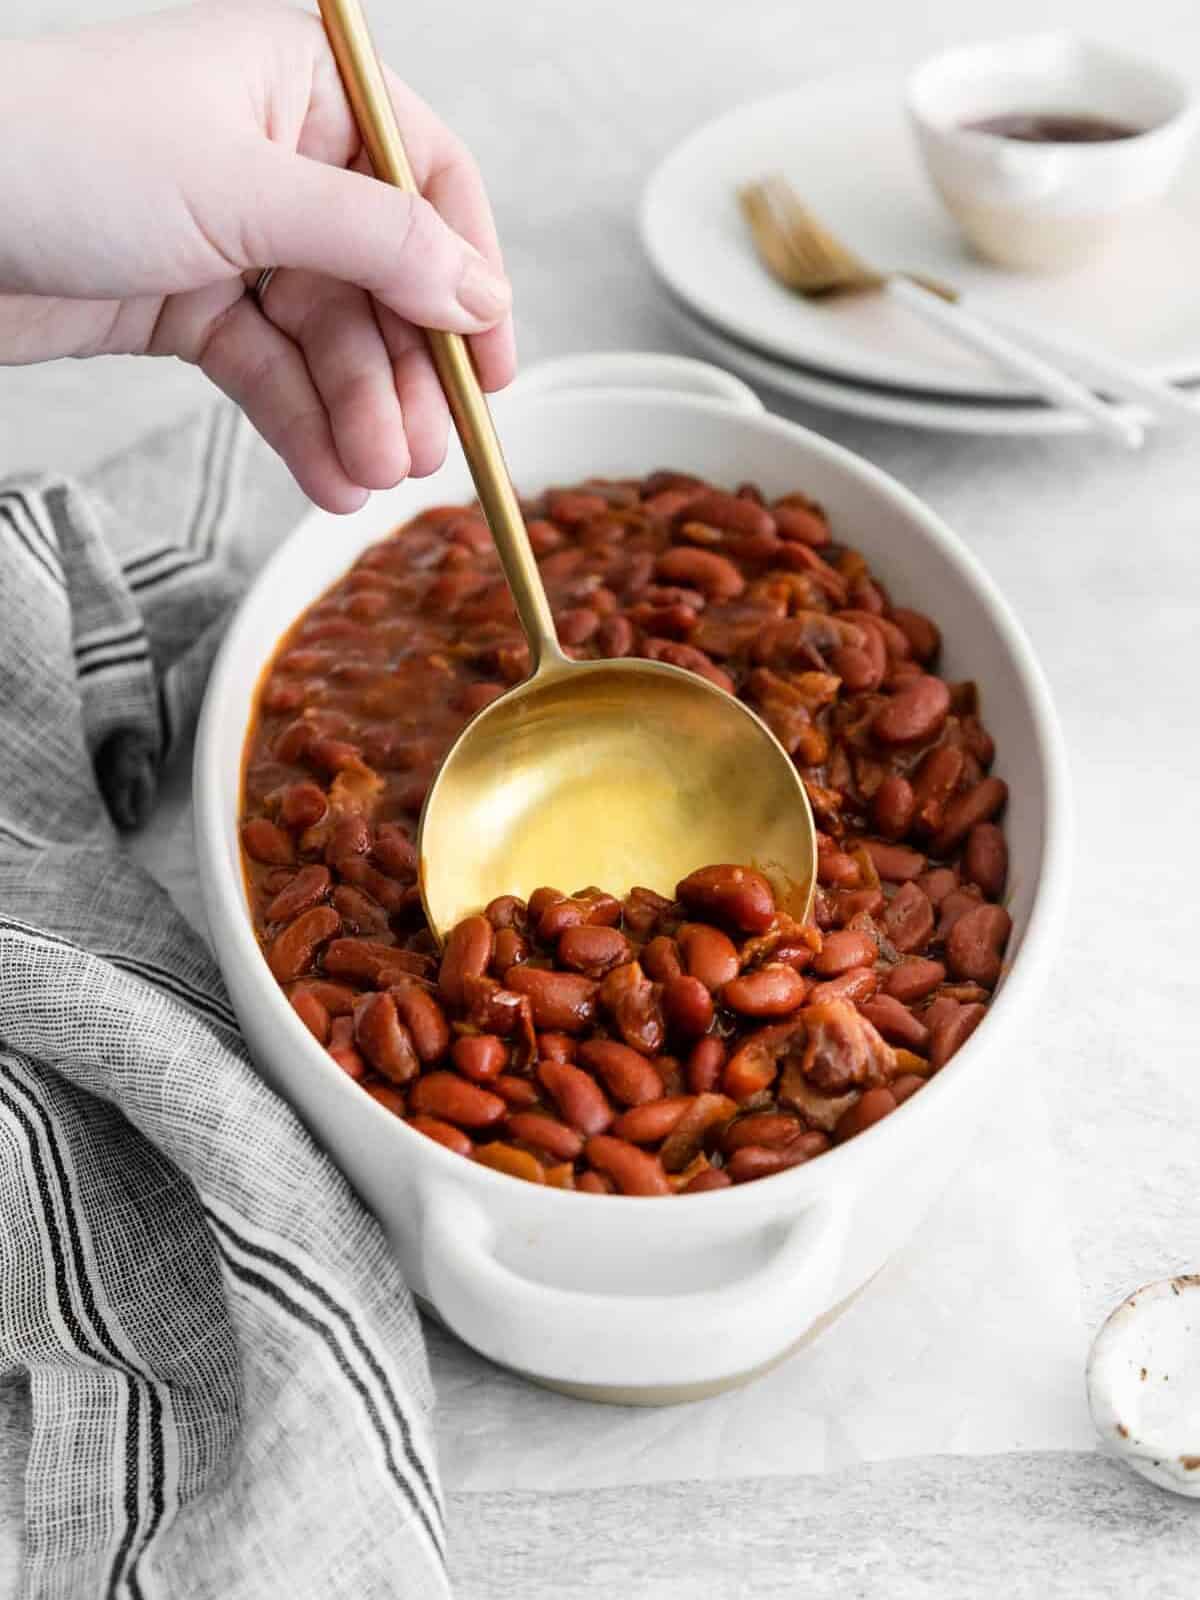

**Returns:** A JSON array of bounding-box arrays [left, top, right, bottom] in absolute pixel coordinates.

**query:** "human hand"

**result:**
[[0, 0, 515, 511]]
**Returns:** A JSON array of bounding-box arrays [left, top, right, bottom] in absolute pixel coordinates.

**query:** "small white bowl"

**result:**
[[194, 352, 1071, 1401], [908, 35, 1197, 271], [1088, 1276, 1200, 1496]]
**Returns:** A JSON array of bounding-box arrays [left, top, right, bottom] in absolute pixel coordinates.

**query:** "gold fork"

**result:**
[[737, 175, 1200, 446]]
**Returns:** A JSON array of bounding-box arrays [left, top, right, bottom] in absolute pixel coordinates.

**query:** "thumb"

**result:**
[[243, 144, 511, 332]]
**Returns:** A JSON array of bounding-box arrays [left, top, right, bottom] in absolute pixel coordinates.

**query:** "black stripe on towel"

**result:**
[[211, 1211, 443, 1528], [215, 1225, 446, 1564]]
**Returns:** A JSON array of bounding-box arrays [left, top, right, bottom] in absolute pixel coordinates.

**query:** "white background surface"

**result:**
[[5, 0, 1200, 1591]]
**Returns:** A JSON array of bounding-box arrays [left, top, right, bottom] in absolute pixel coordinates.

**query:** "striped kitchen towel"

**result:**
[[0, 406, 449, 1600]]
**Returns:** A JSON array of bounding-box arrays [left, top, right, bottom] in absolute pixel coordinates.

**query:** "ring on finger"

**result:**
[[250, 267, 278, 310]]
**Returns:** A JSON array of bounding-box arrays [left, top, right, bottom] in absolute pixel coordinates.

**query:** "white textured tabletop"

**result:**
[[5, 0, 1200, 1594]]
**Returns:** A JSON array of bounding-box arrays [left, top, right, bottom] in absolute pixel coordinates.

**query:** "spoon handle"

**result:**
[[317, 0, 564, 671]]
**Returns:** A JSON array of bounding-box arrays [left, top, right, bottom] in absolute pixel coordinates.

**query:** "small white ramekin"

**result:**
[[907, 35, 1197, 271]]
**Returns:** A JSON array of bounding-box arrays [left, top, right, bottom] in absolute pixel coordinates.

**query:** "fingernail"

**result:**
[[457, 256, 511, 322]]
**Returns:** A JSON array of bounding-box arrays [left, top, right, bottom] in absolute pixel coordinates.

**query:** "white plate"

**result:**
[[641, 66, 1200, 401], [662, 295, 1159, 435]]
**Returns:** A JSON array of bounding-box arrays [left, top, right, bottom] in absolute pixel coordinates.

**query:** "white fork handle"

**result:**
[[886, 277, 1144, 449], [956, 299, 1200, 428]]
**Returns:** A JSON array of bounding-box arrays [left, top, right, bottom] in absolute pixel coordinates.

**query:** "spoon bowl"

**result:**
[[419, 652, 816, 938]]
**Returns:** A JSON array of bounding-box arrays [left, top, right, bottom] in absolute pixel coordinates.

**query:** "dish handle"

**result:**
[[508, 351, 764, 416], [420, 1183, 849, 1392]]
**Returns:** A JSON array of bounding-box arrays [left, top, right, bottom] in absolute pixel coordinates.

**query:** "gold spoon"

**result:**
[[319, 0, 816, 939]]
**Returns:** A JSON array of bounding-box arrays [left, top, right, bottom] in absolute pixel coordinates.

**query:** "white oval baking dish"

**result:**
[[194, 351, 1070, 1400]]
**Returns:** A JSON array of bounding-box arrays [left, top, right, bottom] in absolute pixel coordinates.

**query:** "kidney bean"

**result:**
[[964, 822, 1008, 899], [492, 928, 529, 974], [641, 637, 734, 692], [506, 1111, 584, 1162], [362, 1078, 404, 1111], [872, 676, 951, 746], [859, 995, 930, 1052], [353, 993, 420, 1084], [577, 1039, 664, 1106], [890, 1074, 926, 1105], [267, 905, 340, 982], [935, 887, 985, 941], [834, 1087, 897, 1143], [243, 817, 296, 866], [620, 886, 672, 938], [883, 957, 946, 1003], [946, 903, 1012, 988], [278, 781, 328, 831], [323, 939, 430, 988], [807, 967, 878, 1006], [911, 745, 966, 834], [686, 1035, 727, 1094], [676, 923, 740, 990], [594, 613, 635, 656], [918, 867, 959, 906], [439, 915, 495, 1006], [557, 606, 601, 646], [557, 923, 630, 976], [725, 1135, 823, 1182], [328, 1016, 368, 1080], [409, 1072, 505, 1128], [676, 865, 775, 933], [526, 886, 564, 921], [871, 775, 915, 840], [535, 897, 587, 940], [862, 841, 926, 883], [641, 935, 683, 982], [929, 1002, 987, 1069], [408, 1115, 473, 1157], [611, 1097, 692, 1144], [831, 627, 887, 694], [682, 1166, 734, 1193], [331, 884, 390, 937], [485, 894, 528, 931], [720, 1112, 804, 1154], [265, 864, 332, 925], [659, 974, 714, 1038], [537, 1059, 613, 1135], [492, 1074, 541, 1109], [373, 823, 417, 880], [506, 966, 598, 1032], [721, 964, 807, 1017], [882, 882, 935, 955], [577, 1136, 667, 1195], [891, 607, 941, 663], [933, 776, 1009, 855], [475, 1143, 546, 1184], [811, 928, 877, 977], [452, 1033, 507, 1080], [536, 1031, 575, 1063], [387, 983, 451, 1063], [772, 501, 830, 545], [817, 848, 861, 889], [290, 989, 330, 1044], [573, 1169, 612, 1194], [682, 489, 775, 541]]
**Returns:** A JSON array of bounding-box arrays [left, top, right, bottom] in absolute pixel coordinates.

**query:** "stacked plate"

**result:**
[[640, 67, 1200, 435]]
